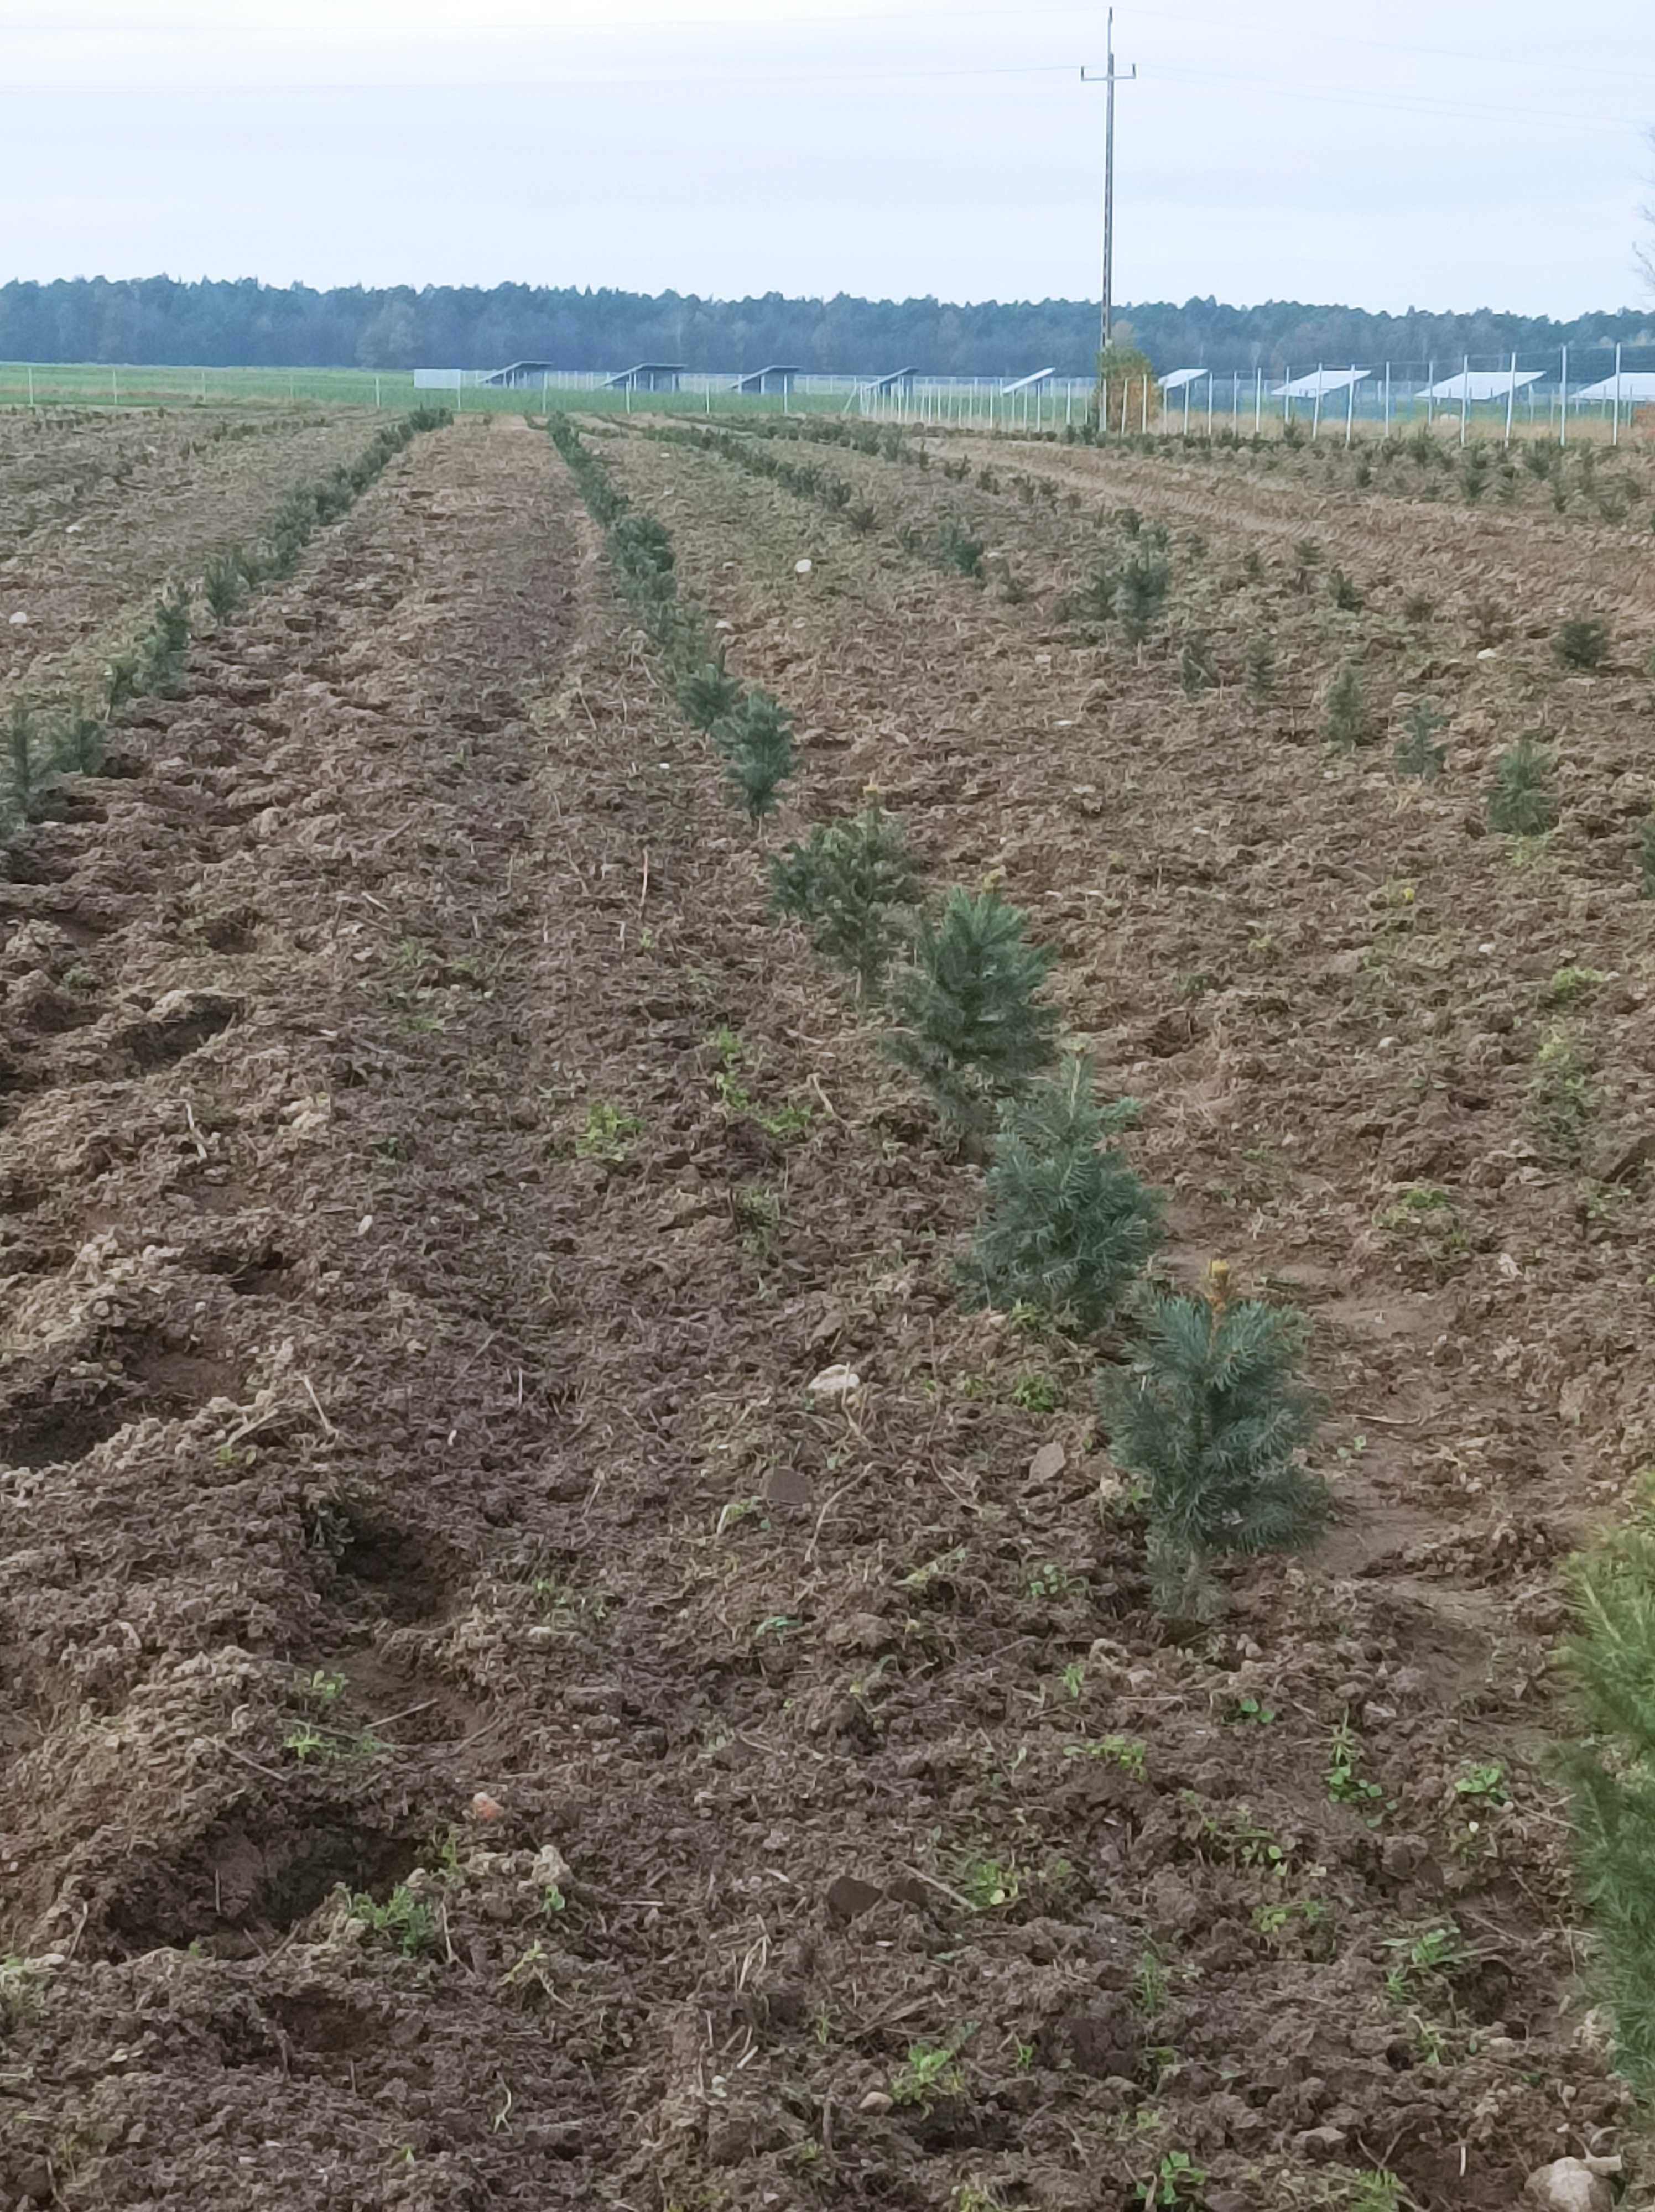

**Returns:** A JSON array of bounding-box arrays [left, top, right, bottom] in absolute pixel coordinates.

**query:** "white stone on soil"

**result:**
[[1523, 2158, 1612, 2212]]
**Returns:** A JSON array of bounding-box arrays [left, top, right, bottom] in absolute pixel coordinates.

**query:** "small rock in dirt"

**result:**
[[859, 2089, 893, 2113], [469, 1792, 504, 1822], [826, 1874, 884, 1924], [794, 559, 813, 576], [808, 1302, 849, 1346], [807, 1361, 861, 1397], [1013, 1917, 1078, 1964], [1381, 1834, 1428, 1879], [1143, 1869, 1204, 1936], [7, 609, 28, 627], [705, 2105, 798, 2164], [565, 1683, 624, 1715], [764, 1464, 815, 1509], [1523, 2158, 1613, 2212], [530, 1843, 574, 1892], [1028, 1441, 1066, 1481], [1294, 2125, 1347, 2161], [884, 1872, 931, 1908], [824, 1611, 894, 1655], [1061, 2003, 1140, 2080]]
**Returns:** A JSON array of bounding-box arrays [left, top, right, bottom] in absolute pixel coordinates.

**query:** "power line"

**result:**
[[1142, 59, 1644, 132]]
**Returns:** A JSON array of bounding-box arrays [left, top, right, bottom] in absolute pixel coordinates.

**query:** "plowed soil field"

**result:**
[[3, 408, 1652, 2211]]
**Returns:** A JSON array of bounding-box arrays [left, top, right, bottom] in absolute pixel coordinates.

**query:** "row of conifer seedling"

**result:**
[[1, 407, 452, 837], [555, 415, 1655, 2078], [548, 414, 1326, 1611]]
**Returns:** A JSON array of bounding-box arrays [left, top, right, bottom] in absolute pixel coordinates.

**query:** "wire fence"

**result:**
[[499, 348, 1655, 441], [0, 362, 538, 414], [851, 347, 1655, 443], [1121, 347, 1655, 444], [6, 349, 1655, 444]]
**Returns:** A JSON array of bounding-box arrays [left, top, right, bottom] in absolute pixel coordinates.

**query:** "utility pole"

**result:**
[[1082, 11, 1136, 364]]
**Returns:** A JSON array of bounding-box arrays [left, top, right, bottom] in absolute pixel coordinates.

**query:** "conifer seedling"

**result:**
[[610, 512, 674, 591], [886, 887, 1058, 1131], [1393, 701, 1446, 780], [53, 714, 105, 776], [1244, 635, 1275, 701], [204, 551, 246, 620], [934, 519, 985, 579], [1113, 548, 1170, 644], [139, 588, 192, 696], [1101, 1263, 1326, 1607], [104, 651, 139, 713], [715, 691, 794, 822], [1324, 663, 1370, 748], [678, 652, 742, 732], [1071, 554, 1121, 625], [1179, 632, 1217, 696], [770, 809, 918, 993], [1556, 616, 1611, 671], [1562, 1514, 1655, 2088], [4, 701, 36, 820], [1487, 735, 1557, 834], [965, 1055, 1162, 1333]]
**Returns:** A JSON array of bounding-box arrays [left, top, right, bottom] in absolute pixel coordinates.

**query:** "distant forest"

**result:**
[[1, 276, 1649, 375]]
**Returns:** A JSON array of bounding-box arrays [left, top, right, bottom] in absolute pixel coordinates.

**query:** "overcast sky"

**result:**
[[3, 1, 1651, 314]]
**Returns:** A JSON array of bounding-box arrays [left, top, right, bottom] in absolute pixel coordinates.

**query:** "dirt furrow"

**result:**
[[0, 411, 382, 713], [950, 432, 1655, 623], [601, 423, 1652, 1564], [0, 407, 1638, 2212]]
